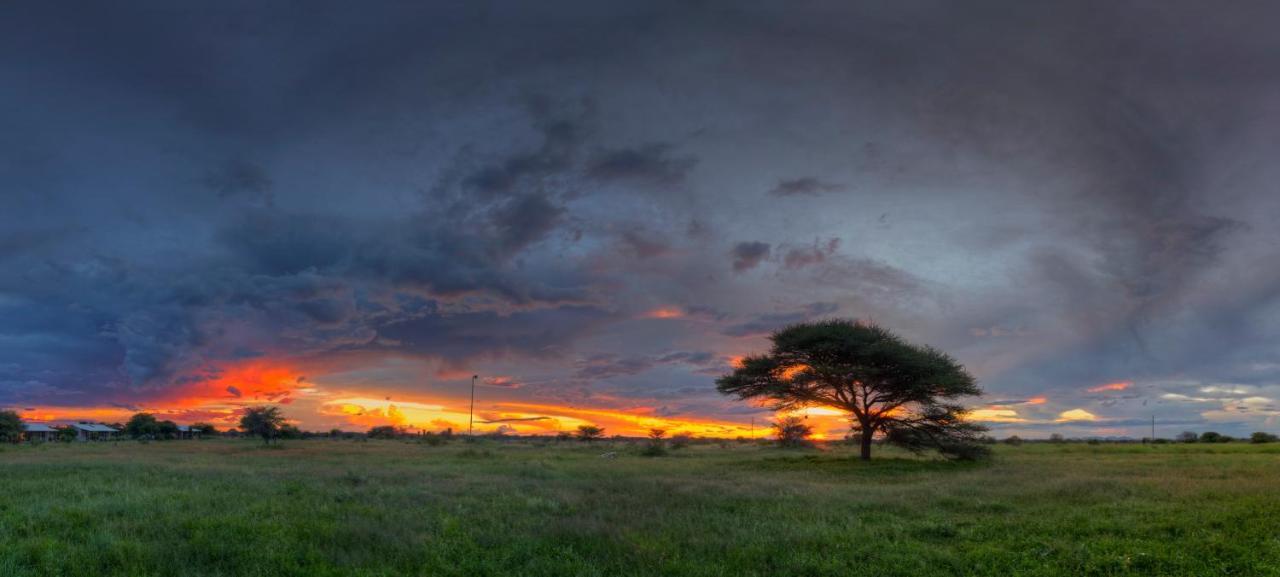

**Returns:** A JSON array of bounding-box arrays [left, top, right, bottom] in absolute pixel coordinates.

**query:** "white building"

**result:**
[[71, 423, 120, 441], [23, 423, 58, 442]]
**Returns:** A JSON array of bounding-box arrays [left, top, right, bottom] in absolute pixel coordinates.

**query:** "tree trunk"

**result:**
[[859, 426, 873, 460]]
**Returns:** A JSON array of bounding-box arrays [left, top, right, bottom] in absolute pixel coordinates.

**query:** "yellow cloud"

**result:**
[[968, 408, 1027, 423], [1056, 408, 1098, 422]]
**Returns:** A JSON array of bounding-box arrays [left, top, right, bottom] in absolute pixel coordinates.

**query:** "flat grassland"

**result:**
[[2, 440, 1279, 576]]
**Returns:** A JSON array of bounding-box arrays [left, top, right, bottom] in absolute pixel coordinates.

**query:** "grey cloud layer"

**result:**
[[3, 1, 1280, 434]]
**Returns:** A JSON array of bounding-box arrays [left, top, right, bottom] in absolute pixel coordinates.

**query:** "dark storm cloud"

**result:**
[[585, 143, 697, 186], [781, 238, 841, 269], [377, 306, 616, 363], [729, 242, 771, 272], [460, 97, 589, 198], [769, 177, 845, 197], [573, 350, 721, 381], [617, 228, 673, 259], [202, 160, 274, 206], [3, 1, 1280, 435], [723, 302, 839, 337]]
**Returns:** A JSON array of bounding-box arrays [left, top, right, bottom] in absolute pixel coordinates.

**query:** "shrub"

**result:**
[[367, 425, 399, 440], [1199, 431, 1232, 443], [1003, 435, 1023, 446], [157, 420, 180, 440], [772, 416, 812, 448], [1048, 433, 1065, 443], [1176, 431, 1198, 443], [1250, 432, 1277, 444], [641, 428, 667, 455], [278, 424, 304, 440], [576, 425, 605, 442], [422, 432, 446, 446], [669, 433, 692, 450]]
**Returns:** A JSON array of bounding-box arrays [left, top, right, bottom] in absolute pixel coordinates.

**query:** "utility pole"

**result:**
[[468, 374, 477, 437]]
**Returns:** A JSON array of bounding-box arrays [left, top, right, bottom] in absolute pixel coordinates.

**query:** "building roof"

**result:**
[[71, 423, 119, 432], [177, 425, 191, 432], [23, 423, 58, 433]]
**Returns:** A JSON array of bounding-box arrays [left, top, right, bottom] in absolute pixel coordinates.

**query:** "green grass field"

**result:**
[[2, 440, 1279, 576]]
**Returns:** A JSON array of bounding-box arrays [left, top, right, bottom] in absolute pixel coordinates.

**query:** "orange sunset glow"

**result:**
[[643, 307, 685, 319], [1087, 381, 1131, 393]]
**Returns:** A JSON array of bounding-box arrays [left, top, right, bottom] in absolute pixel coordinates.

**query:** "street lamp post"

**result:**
[[468, 374, 478, 436]]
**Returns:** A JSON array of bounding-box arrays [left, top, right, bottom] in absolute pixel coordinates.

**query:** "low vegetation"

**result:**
[[3, 439, 1280, 576]]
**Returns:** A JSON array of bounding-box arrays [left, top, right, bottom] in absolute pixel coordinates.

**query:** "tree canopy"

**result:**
[[575, 425, 605, 442], [125, 413, 161, 439], [239, 406, 286, 444], [717, 320, 988, 460], [0, 410, 23, 443]]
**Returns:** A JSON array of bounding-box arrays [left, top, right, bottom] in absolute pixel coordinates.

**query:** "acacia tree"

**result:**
[[717, 320, 988, 460], [575, 424, 605, 442], [772, 415, 813, 448], [240, 406, 286, 444]]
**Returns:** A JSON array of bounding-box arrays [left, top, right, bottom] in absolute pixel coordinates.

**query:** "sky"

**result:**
[[3, 1, 1280, 439]]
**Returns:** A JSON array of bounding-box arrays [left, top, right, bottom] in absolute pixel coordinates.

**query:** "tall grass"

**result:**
[[2, 440, 1278, 576]]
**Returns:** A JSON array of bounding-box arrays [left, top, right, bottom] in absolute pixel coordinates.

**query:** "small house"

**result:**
[[176, 425, 199, 440], [23, 423, 58, 443], [71, 422, 120, 441]]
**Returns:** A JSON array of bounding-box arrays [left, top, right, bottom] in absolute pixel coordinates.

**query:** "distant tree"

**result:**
[[1048, 433, 1065, 443], [670, 433, 693, 450], [772, 415, 813, 448], [643, 428, 668, 457], [1177, 431, 1199, 443], [575, 424, 605, 442], [56, 426, 77, 443], [278, 424, 303, 440], [125, 413, 161, 439], [368, 425, 399, 439], [555, 431, 573, 442], [239, 406, 285, 444], [1003, 435, 1023, 446], [1250, 432, 1278, 444], [328, 428, 344, 439], [1199, 431, 1231, 443], [718, 320, 988, 460], [157, 420, 180, 440], [192, 422, 218, 436], [0, 410, 22, 443]]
